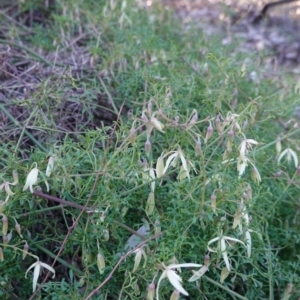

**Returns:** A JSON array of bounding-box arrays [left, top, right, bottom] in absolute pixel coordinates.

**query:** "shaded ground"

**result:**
[[158, 0, 300, 71]]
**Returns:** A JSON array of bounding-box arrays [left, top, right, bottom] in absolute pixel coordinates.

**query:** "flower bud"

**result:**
[[227, 128, 234, 142], [147, 100, 153, 116], [215, 116, 222, 134], [2, 215, 8, 235], [246, 185, 252, 200], [282, 283, 293, 300], [46, 156, 55, 177], [205, 122, 213, 143], [170, 289, 180, 300], [102, 229, 109, 241], [127, 109, 133, 120], [188, 111, 198, 129], [97, 252, 105, 274], [154, 219, 161, 236], [3, 235, 8, 247], [276, 137, 282, 155], [220, 267, 230, 283], [14, 218, 22, 237], [211, 194, 216, 212], [195, 139, 202, 156], [0, 247, 3, 262], [12, 170, 19, 185], [146, 192, 155, 215], [204, 254, 210, 266], [134, 283, 140, 296], [174, 116, 179, 125], [251, 167, 261, 185], [100, 211, 106, 223], [145, 140, 151, 156], [133, 248, 147, 273], [141, 111, 148, 123], [23, 242, 29, 260], [129, 127, 136, 146], [146, 283, 155, 300], [1, 182, 14, 196]]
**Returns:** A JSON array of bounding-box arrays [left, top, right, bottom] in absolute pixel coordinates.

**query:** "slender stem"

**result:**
[[84, 232, 164, 300], [34, 243, 84, 276], [0, 104, 47, 153], [203, 275, 248, 300]]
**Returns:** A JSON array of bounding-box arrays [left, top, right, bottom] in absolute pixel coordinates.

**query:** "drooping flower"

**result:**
[[207, 231, 245, 271], [278, 148, 298, 168], [23, 163, 39, 193], [156, 262, 202, 300], [163, 147, 195, 181], [132, 247, 147, 272], [23, 163, 50, 193], [25, 260, 55, 292]]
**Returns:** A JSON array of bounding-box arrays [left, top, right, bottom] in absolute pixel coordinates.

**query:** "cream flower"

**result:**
[[25, 260, 55, 292], [156, 262, 202, 300], [132, 247, 147, 272], [207, 231, 245, 271], [23, 163, 39, 193], [278, 148, 298, 168], [163, 147, 195, 181], [23, 163, 49, 193]]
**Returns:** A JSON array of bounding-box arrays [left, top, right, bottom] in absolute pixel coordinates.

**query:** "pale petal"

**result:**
[[222, 249, 230, 271], [224, 236, 246, 247], [156, 156, 164, 178], [23, 167, 39, 193], [178, 148, 189, 179], [239, 140, 247, 158], [25, 262, 37, 278], [33, 262, 41, 292], [167, 270, 189, 296], [150, 116, 164, 132], [207, 236, 220, 252], [245, 230, 252, 258], [289, 149, 299, 167], [133, 250, 142, 272], [237, 157, 248, 176], [156, 270, 167, 300], [278, 148, 288, 163], [169, 263, 202, 269], [188, 265, 208, 282], [246, 139, 259, 145], [4, 182, 15, 196], [149, 168, 155, 192], [40, 262, 55, 278], [163, 152, 178, 174]]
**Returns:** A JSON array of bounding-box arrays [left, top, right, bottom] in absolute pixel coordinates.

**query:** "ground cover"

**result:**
[[0, 1, 300, 299]]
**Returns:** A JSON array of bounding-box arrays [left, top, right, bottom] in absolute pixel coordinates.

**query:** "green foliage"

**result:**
[[1, 0, 300, 299]]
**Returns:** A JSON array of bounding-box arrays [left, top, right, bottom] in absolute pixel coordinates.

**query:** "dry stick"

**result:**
[[84, 232, 163, 300], [32, 191, 147, 240]]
